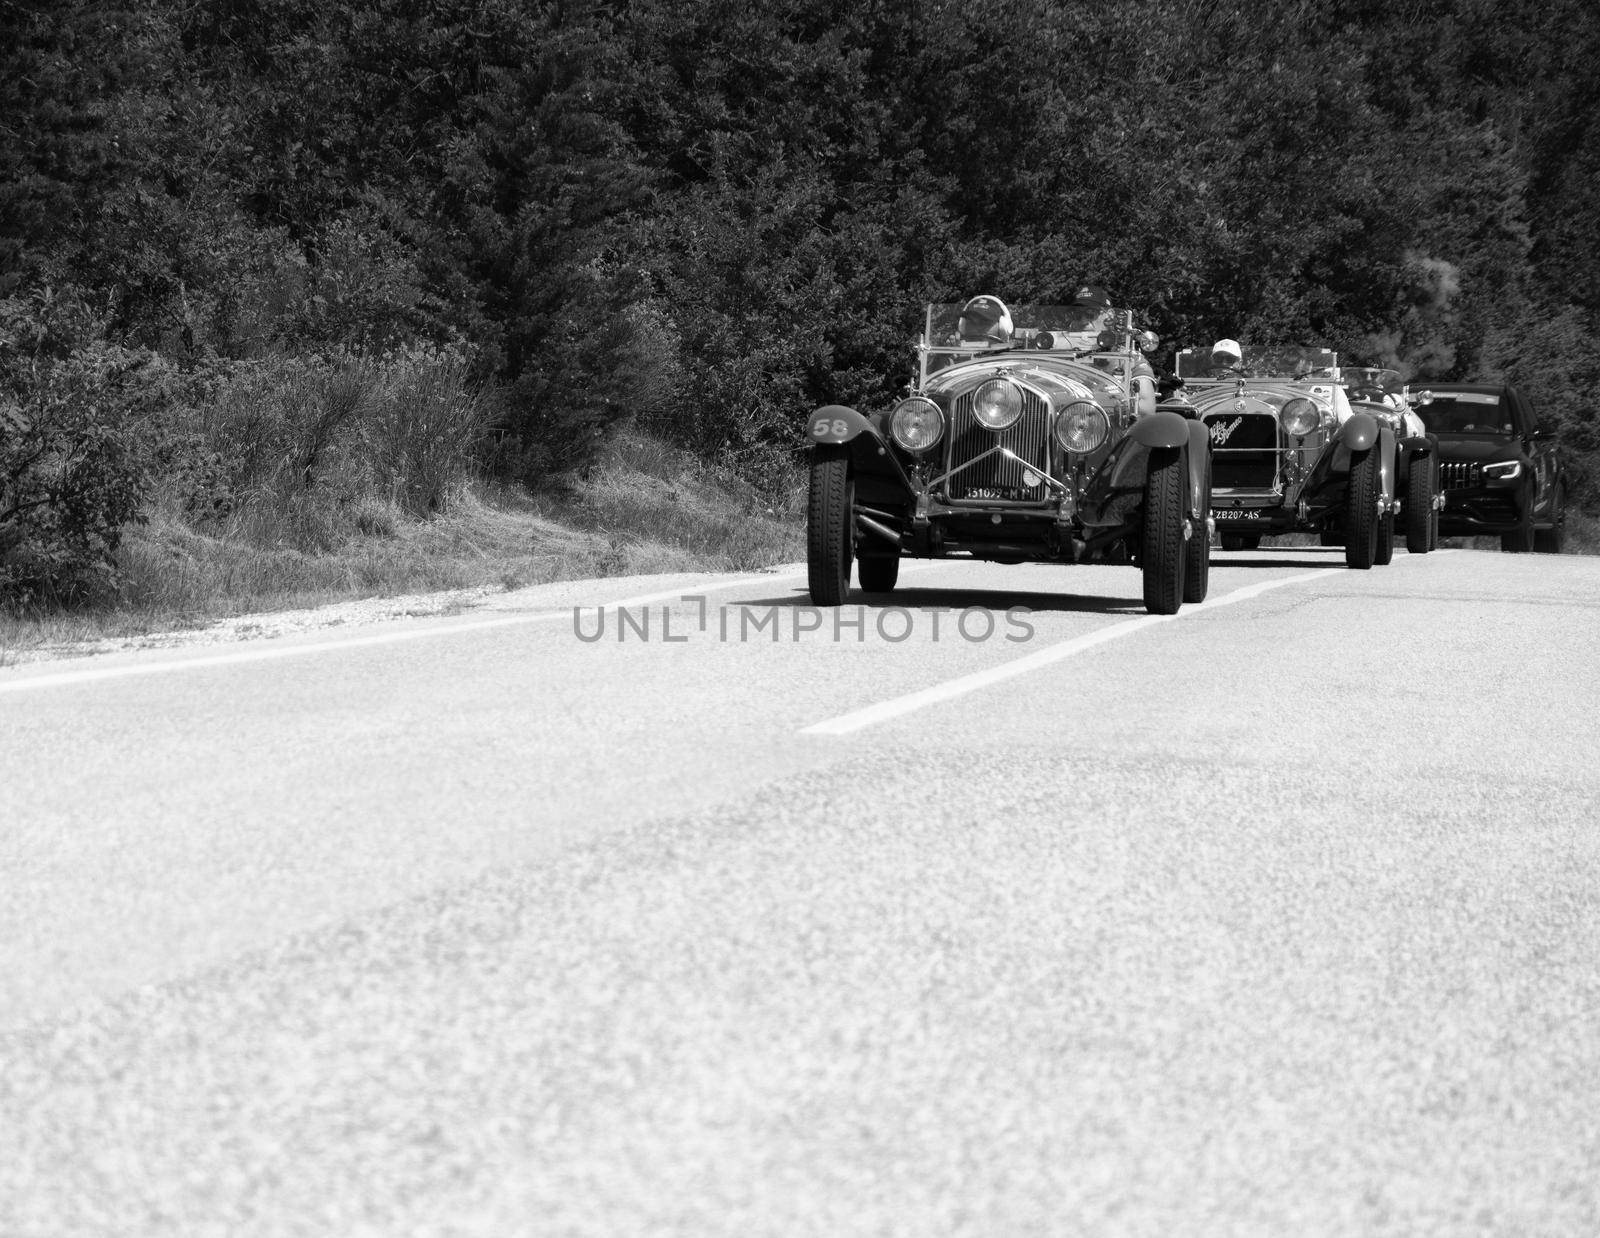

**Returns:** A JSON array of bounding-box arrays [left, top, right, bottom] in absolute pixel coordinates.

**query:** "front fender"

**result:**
[[806, 405, 876, 446], [1128, 409, 1193, 451], [806, 404, 915, 494], [1186, 420, 1212, 519], [1377, 425, 1396, 502], [1339, 411, 1379, 453]]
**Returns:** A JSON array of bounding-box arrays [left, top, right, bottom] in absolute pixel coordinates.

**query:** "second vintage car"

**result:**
[[1170, 345, 1419, 567], [804, 298, 1214, 615]]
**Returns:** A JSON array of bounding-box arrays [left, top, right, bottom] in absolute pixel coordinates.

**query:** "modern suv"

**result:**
[[1409, 383, 1567, 552]]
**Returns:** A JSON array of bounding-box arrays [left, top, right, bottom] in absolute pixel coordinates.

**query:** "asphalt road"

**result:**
[[3, 545, 1598, 1236]]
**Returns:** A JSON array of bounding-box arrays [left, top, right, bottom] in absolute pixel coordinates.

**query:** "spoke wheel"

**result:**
[[1405, 453, 1435, 553], [1141, 447, 1186, 615], [806, 446, 853, 605], [1344, 447, 1379, 569], [1182, 452, 1211, 603]]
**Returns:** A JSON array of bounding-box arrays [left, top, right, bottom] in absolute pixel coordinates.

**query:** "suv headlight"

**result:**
[[1280, 397, 1318, 437], [972, 379, 1024, 430], [889, 397, 944, 452], [1483, 460, 1523, 480], [1054, 400, 1109, 453]]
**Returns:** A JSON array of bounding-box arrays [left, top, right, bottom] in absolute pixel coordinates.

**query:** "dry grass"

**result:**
[[0, 429, 803, 659]]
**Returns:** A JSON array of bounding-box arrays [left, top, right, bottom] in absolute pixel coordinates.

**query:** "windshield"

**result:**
[[1175, 344, 1338, 381], [1413, 392, 1513, 435], [919, 302, 1136, 384]]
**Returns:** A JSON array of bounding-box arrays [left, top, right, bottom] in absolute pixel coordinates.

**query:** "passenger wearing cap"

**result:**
[[1210, 338, 1247, 378], [1072, 284, 1157, 417]]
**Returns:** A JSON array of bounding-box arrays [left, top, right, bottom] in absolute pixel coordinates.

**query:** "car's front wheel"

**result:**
[[1534, 489, 1566, 554], [1405, 453, 1436, 553], [1141, 447, 1186, 615], [807, 446, 853, 605], [1501, 514, 1535, 553], [1344, 447, 1380, 569]]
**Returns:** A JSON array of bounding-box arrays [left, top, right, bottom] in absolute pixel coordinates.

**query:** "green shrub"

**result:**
[[364, 344, 488, 516], [0, 291, 163, 604], [152, 345, 489, 553]]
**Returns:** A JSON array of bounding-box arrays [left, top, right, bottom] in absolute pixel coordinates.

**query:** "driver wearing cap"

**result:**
[[1210, 338, 1247, 378], [957, 295, 1013, 345]]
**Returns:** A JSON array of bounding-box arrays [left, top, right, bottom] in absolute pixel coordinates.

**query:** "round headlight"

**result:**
[[1054, 400, 1110, 453], [971, 379, 1024, 431], [1281, 397, 1318, 437], [889, 397, 944, 453]]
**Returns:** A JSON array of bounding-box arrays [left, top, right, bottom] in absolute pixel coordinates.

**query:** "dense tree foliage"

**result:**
[[3, 0, 1598, 592]]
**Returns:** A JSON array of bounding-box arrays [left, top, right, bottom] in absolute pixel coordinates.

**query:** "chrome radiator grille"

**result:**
[[1439, 461, 1481, 489], [1204, 412, 1279, 489], [943, 389, 1052, 501]]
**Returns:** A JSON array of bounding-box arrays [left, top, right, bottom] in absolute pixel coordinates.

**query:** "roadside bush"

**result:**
[[364, 344, 488, 516], [167, 345, 489, 552], [1, 292, 164, 605]]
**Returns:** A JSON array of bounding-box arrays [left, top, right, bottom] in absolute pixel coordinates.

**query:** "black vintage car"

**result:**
[[1410, 383, 1568, 552], [804, 299, 1214, 615], [1170, 346, 1417, 568]]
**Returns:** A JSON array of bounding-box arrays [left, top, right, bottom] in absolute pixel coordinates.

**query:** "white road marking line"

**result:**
[[0, 570, 808, 694], [801, 566, 1348, 736]]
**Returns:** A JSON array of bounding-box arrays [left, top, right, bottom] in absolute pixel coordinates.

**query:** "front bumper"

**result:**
[[1437, 487, 1525, 534]]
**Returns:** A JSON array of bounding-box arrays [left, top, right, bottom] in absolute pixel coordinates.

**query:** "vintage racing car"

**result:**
[[1171, 345, 1411, 567], [804, 298, 1214, 615]]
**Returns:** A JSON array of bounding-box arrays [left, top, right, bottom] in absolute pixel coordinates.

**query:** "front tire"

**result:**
[[1142, 447, 1186, 615], [807, 446, 853, 605], [1533, 491, 1565, 553], [1405, 454, 1435, 553], [1500, 515, 1535, 553], [1344, 447, 1380, 569]]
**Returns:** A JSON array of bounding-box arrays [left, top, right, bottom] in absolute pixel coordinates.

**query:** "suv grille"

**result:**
[[943, 389, 1052, 501], [1204, 411, 1279, 489], [1439, 461, 1481, 489]]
